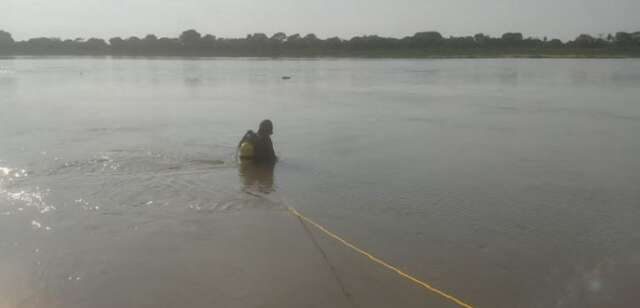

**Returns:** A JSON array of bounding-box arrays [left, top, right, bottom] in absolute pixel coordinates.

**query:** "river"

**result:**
[[1, 57, 639, 307]]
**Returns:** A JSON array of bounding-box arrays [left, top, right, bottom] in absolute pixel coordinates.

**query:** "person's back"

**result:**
[[237, 119, 277, 163]]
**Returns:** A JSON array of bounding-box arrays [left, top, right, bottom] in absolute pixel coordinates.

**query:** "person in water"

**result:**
[[237, 119, 277, 163]]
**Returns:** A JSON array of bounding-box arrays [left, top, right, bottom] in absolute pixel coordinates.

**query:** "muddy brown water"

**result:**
[[1, 57, 639, 307]]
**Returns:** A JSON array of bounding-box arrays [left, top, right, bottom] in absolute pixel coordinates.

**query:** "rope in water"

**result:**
[[287, 206, 474, 308]]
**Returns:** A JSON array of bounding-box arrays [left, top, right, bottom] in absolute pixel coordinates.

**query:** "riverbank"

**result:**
[[2, 48, 639, 59]]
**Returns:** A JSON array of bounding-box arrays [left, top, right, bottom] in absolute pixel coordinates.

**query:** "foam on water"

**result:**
[[5, 148, 268, 218]]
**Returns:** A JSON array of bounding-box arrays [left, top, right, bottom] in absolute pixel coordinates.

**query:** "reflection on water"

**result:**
[[0, 163, 55, 231], [239, 161, 275, 194]]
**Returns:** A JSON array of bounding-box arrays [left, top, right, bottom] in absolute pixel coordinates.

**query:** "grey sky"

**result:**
[[1, 0, 638, 41]]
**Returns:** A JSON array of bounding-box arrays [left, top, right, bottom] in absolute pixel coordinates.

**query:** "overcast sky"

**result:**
[[1, 0, 638, 41]]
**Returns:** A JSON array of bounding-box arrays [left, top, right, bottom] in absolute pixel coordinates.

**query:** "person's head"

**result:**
[[258, 119, 273, 136]]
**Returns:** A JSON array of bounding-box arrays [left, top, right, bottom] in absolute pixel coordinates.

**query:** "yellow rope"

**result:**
[[287, 206, 474, 308]]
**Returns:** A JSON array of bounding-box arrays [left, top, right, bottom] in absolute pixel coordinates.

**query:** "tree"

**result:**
[[124, 36, 142, 53], [474, 33, 489, 45], [615, 32, 633, 47], [179, 29, 202, 46], [545, 39, 564, 48], [270, 32, 287, 43], [501, 33, 523, 41], [16, 37, 74, 54], [143, 34, 158, 42], [138, 34, 158, 53], [3, 28, 639, 56], [109, 37, 125, 53], [0, 30, 14, 51], [303, 33, 320, 48], [285, 33, 303, 49], [414, 31, 443, 40], [244, 33, 268, 54], [247, 33, 268, 41], [157, 37, 181, 54], [287, 33, 301, 41], [303, 33, 318, 40], [523, 37, 543, 48], [325, 37, 343, 49], [501, 32, 524, 48], [84, 38, 108, 53], [446, 36, 476, 49], [572, 34, 596, 48], [411, 31, 444, 47], [633, 32, 640, 45], [201, 34, 216, 50]]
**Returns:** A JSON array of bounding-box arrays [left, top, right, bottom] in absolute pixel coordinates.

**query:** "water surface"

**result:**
[[1, 57, 639, 307]]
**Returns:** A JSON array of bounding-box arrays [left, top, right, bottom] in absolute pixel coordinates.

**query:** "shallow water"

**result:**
[[1, 57, 639, 307]]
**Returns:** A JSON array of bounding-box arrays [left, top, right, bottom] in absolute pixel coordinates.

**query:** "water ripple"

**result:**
[[1, 163, 55, 228]]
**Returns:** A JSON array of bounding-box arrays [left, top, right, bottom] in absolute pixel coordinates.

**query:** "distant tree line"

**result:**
[[1, 29, 639, 57]]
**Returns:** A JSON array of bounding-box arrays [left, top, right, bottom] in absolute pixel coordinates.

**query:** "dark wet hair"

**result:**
[[258, 119, 273, 135]]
